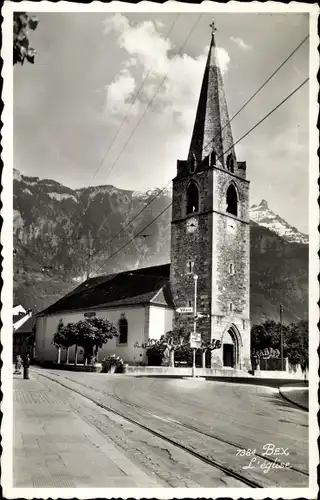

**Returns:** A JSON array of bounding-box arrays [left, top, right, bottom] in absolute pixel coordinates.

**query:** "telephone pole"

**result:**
[[280, 303, 283, 371], [192, 274, 198, 378], [86, 249, 93, 280]]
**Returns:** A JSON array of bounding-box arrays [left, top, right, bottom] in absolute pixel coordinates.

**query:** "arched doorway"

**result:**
[[222, 325, 240, 368]]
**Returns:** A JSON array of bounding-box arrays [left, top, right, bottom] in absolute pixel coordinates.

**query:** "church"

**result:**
[[35, 22, 251, 371]]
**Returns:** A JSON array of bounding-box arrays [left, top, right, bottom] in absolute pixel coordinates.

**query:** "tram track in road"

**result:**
[[42, 371, 308, 476], [35, 370, 308, 487]]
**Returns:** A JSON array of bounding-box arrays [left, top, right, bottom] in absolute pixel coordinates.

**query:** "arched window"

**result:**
[[210, 150, 216, 166], [202, 155, 209, 168], [226, 154, 234, 173], [226, 184, 238, 217], [189, 153, 197, 174], [186, 260, 194, 274], [186, 182, 199, 214], [118, 315, 128, 344]]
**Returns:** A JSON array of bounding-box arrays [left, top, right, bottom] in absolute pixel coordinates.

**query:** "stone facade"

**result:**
[[170, 29, 251, 371]]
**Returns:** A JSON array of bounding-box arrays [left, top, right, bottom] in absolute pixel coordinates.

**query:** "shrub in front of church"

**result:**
[[101, 354, 124, 373]]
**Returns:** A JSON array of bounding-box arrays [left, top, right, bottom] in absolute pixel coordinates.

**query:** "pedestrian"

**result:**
[[23, 354, 30, 380], [14, 354, 22, 374]]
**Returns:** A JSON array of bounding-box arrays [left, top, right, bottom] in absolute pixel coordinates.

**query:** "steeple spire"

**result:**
[[188, 19, 235, 169]]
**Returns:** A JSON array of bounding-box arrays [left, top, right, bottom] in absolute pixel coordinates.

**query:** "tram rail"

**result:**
[[34, 369, 309, 487]]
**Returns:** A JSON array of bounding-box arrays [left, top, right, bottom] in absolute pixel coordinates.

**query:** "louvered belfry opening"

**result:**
[[226, 184, 238, 216], [186, 182, 199, 214]]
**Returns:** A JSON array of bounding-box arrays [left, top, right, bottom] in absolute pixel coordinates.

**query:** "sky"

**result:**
[[14, 12, 310, 233]]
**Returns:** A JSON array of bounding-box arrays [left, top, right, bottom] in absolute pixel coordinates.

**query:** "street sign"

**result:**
[[194, 312, 209, 319], [190, 332, 201, 349], [176, 307, 193, 314]]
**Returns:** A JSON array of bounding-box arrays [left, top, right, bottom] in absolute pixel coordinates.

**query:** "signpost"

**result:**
[[192, 275, 199, 377], [190, 332, 201, 349], [176, 307, 193, 314]]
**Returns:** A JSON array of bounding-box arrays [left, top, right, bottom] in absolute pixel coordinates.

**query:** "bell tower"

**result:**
[[170, 20, 251, 370]]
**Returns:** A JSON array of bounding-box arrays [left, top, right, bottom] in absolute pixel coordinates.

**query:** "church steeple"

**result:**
[[188, 19, 235, 170]]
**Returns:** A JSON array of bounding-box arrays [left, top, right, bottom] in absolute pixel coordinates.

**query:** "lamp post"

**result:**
[[192, 274, 198, 378], [280, 303, 283, 371]]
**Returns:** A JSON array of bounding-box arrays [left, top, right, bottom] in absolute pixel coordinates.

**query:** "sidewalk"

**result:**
[[13, 373, 162, 488], [279, 384, 309, 411]]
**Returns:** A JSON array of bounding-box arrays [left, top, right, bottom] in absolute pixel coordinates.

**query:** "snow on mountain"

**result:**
[[13, 168, 22, 181], [48, 192, 78, 203], [250, 200, 308, 245]]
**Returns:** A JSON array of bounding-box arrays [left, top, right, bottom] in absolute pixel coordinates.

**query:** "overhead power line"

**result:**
[[73, 14, 202, 243], [93, 76, 308, 278], [102, 14, 203, 182], [81, 34, 309, 275], [195, 34, 309, 157], [92, 13, 181, 181]]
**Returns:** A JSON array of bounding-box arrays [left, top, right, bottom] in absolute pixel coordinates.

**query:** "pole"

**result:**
[[86, 249, 92, 280], [280, 303, 283, 371], [192, 274, 198, 378]]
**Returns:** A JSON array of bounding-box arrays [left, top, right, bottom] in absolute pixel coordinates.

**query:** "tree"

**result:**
[[143, 328, 221, 367], [251, 319, 308, 370], [14, 12, 38, 65], [52, 319, 71, 363], [285, 320, 308, 369], [68, 317, 118, 365]]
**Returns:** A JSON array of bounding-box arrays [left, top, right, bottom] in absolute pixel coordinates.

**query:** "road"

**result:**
[[15, 368, 309, 488]]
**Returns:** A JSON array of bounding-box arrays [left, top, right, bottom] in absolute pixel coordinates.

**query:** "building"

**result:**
[[13, 306, 35, 361], [35, 22, 251, 370], [13, 315, 36, 361], [170, 21, 250, 370], [35, 265, 174, 365]]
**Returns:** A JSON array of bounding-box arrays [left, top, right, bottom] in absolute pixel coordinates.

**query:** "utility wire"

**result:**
[[193, 34, 309, 157], [101, 14, 203, 183], [93, 76, 308, 278], [90, 185, 171, 261], [83, 35, 309, 274], [92, 13, 181, 181], [73, 14, 202, 246]]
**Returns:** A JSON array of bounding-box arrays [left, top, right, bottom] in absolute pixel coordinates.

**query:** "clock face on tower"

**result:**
[[186, 217, 198, 234]]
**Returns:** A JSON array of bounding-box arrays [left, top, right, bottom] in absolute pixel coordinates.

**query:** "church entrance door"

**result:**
[[222, 325, 240, 368], [223, 344, 234, 367]]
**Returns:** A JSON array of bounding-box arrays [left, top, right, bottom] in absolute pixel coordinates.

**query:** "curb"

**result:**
[[279, 386, 308, 412]]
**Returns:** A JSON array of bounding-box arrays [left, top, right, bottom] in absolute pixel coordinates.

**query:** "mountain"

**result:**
[[250, 199, 308, 245], [13, 170, 308, 325]]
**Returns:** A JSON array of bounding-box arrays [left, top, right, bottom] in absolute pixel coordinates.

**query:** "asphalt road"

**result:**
[[32, 369, 309, 488]]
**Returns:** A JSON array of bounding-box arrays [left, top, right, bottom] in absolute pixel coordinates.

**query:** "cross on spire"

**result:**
[[210, 18, 217, 34]]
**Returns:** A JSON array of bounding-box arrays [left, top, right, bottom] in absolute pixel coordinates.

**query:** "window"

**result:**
[[229, 303, 233, 313], [226, 154, 234, 173], [189, 153, 197, 174], [118, 315, 128, 344], [187, 260, 194, 274], [226, 184, 238, 217], [242, 319, 246, 330], [229, 263, 234, 275], [210, 150, 216, 166], [186, 182, 199, 214], [202, 155, 209, 168], [188, 300, 192, 308]]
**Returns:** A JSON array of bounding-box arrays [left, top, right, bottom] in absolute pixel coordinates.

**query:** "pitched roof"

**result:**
[[14, 316, 36, 334], [38, 264, 172, 315], [188, 27, 235, 168], [13, 313, 26, 324]]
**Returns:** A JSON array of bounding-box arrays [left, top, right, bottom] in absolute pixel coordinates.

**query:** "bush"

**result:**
[[101, 354, 124, 373]]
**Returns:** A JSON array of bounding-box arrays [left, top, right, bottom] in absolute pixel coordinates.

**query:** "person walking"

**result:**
[[23, 354, 30, 380], [14, 354, 22, 374]]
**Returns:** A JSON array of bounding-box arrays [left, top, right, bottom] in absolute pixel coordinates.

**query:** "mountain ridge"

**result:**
[[13, 169, 308, 324]]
